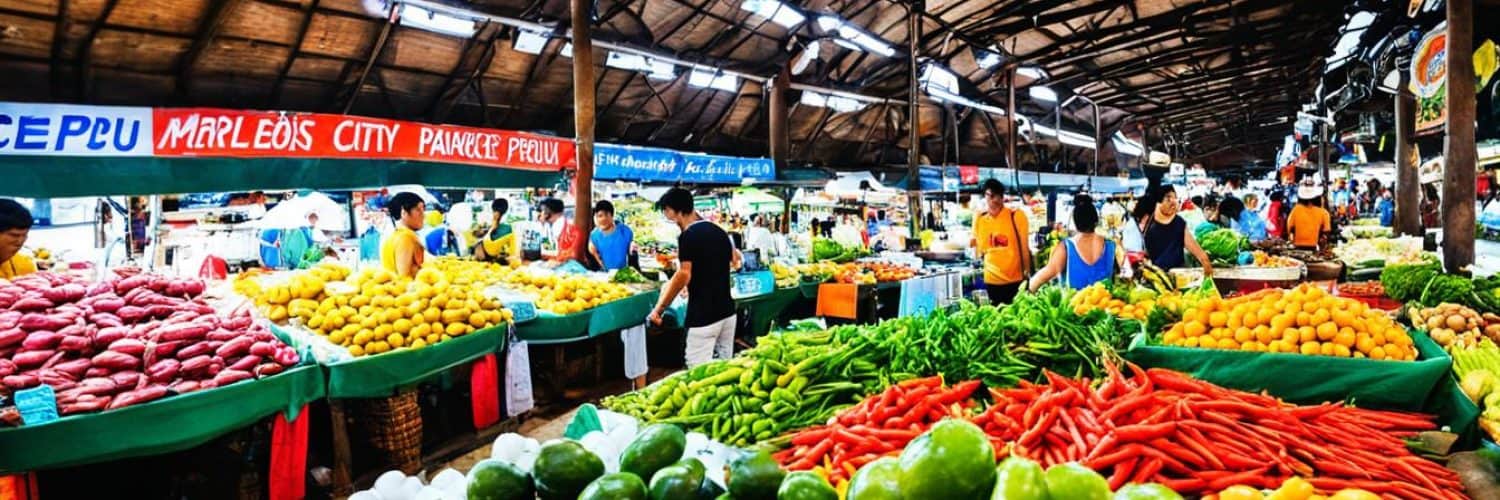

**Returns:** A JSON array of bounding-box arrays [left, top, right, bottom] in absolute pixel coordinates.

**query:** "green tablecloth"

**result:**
[[0, 364, 325, 473], [1426, 373, 1481, 450], [665, 286, 804, 338], [1123, 330, 1450, 411], [515, 290, 659, 344], [323, 325, 504, 398]]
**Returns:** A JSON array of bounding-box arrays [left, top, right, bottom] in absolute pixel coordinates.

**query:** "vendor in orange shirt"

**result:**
[[972, 179, 1031, 304], [0, 199, 37, 280], [380, 192, 427, 278], [1286, 183, 1332, 251]]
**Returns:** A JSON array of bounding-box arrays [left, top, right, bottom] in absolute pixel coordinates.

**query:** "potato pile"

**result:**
[[1410, 303, 1500, 350]]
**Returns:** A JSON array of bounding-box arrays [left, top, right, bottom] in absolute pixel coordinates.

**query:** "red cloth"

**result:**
[[470, 353, 500, 429], [269, 407, 310, 500], [554, 220, 580, 262], [0, 473, 38, 500]]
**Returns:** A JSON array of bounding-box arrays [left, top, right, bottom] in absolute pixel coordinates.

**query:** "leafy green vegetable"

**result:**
[[811, 239, 844, 261], [1197, 228, 1247, 263], [1421, 274, 1475, 307], [611, 267, 649, 284], [1381, 262, 1440, 302]]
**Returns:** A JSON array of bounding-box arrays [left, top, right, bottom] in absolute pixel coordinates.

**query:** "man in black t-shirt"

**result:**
[[648, 188, 737, 366]]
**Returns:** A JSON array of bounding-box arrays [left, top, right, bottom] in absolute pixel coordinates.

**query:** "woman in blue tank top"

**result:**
[[1028, 194, 1118, 291]]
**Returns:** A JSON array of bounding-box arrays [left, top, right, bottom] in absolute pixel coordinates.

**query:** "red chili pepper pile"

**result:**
[[973, 363, 1463, 499], [772, 376, 980, 483]]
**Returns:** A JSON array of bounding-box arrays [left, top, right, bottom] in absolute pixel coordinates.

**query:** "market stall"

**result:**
[[0, 101, 577, 495]]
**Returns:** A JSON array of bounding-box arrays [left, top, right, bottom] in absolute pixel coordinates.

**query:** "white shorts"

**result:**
[[684, 314, 736, 367]]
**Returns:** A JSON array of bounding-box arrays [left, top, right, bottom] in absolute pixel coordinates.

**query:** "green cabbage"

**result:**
[[1197, 228, 1247, 263]]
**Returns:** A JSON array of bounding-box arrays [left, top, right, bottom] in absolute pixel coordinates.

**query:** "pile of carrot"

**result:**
[[771, 376, 980, 483], [973, 363, 1464, 499]]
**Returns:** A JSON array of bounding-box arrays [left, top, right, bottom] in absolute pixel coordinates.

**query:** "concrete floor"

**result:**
[[443, 406, 579, 472]]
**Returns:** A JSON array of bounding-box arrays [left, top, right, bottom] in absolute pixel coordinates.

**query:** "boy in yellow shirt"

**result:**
[[972, 180, 1031, 304], [0, 199, 36, 280]]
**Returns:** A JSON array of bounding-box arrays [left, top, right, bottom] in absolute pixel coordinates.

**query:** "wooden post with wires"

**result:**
[[1442, 0, 1476, 272], [571, 0, 596, 262]]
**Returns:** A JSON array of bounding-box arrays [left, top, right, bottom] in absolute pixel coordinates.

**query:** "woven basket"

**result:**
[[355, 391, 424, 474]]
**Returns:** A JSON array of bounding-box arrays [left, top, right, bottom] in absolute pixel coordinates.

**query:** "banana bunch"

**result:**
[[771, 263, 801, 289], [1138, 261, 1177, 295]]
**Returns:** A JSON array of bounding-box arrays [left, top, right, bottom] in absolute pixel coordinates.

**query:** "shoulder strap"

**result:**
[[1010, 210, 1031, 278]]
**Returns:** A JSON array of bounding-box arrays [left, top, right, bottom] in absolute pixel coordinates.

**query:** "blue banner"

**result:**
[[680, 153, 775, 184], [594, 144, 681, 182], [594, 143, 774, 184]]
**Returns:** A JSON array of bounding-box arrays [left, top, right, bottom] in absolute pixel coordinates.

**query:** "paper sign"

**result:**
[[621, 325, 648, 380], [505, 334, 534, 417]]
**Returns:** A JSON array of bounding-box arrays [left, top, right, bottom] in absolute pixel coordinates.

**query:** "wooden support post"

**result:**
[[1395, 76, 1421, 236], [769, 66, 790, 173], [571, 0, 596, 262], [327, 400, 354, 497], [1443, 0, 1476, 272], [907, 0, 923, 236]]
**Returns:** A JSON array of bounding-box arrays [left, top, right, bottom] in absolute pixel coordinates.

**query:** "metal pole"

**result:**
[[570, 0, 595, 262], [906, 0, 923, 237], [1090, 100, 1099, 184], [1007, 68, 1017, 173], [1055, 101, 1064, 175], [1319, 120, 1329, 212]]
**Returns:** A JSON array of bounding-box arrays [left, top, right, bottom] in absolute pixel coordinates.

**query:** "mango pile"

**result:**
[[236, 262, 512, 357], [1162, 284, 1417, 360], [500, 268, 633, 315]]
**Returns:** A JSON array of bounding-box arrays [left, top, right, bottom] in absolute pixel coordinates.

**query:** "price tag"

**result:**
[[732, 271, 775, 299], [486, 286, 538, 323], [15, 385, 59, 426]]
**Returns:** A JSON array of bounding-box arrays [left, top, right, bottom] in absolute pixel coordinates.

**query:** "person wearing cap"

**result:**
[[1286, 183, 1332, 250], [0, 199, 36, 279]]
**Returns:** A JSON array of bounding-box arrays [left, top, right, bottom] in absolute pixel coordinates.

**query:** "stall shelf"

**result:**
[[0, 364, 325, 473]]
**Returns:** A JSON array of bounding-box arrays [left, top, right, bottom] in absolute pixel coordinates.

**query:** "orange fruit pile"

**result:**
[[1161, 284, 1417, 360]]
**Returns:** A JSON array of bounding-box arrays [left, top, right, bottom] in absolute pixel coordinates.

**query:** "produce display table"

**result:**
[[1123, 330, 1450, 410], [268, 323, 505, 398], [0, 364, 325, 473], [514, 290, 660, 345], [664, 286, 805, 339]]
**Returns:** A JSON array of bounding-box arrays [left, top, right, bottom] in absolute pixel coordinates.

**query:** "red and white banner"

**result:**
[[0, 102, 574, 171], [152, 109, 575, 171]]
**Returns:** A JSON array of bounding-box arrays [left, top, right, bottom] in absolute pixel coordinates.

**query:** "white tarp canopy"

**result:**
[[253, 192, 348, 231]]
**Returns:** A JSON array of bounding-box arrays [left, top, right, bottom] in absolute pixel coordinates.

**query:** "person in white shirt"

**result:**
[[744, 215, 776, 258]]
